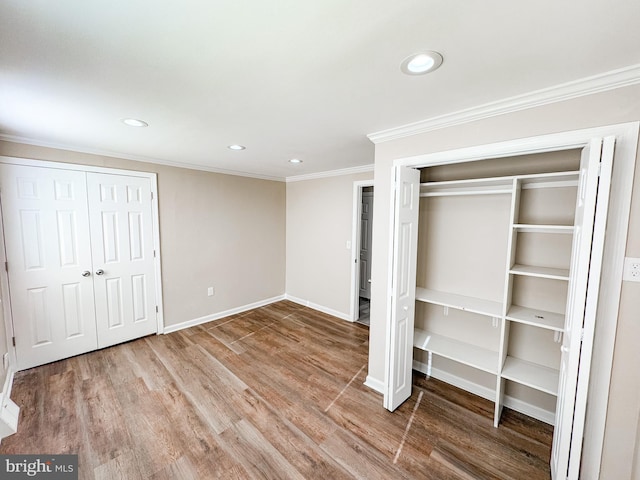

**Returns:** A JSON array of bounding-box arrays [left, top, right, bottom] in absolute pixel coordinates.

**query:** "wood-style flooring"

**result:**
[[0, 301, 553, 479]]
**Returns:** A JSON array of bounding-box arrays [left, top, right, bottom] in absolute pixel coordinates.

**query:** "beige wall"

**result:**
[[0, 141, 286, 328], [367, 84, 640, 479], [286, 171, 373, 317]]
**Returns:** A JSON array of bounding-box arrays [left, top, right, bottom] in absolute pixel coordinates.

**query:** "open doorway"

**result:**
[[350, 181, 374, 325]]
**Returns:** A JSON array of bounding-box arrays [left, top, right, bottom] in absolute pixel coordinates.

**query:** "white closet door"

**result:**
[[551, 138, 609, 480], [0, 165, 98, 370], [87, 173, 157, 348], [384, 166, 420, 411]]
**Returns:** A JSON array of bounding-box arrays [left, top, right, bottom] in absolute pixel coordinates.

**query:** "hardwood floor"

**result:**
[[0, 301, 553, 479]]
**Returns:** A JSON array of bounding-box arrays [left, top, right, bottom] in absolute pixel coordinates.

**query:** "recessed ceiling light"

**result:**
[[400, 51, 443, 75], [289, 158, 303, 164], [228, 144, 246, 150], [122, 118, 148, 127]]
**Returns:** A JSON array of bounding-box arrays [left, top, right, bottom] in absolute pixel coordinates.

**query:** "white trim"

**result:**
[[0, 134, 285, 182], [162, 295, 285, 334], [0, 201, 17, 372], [581, 124, 639, 479], [368, 63, 640, 143], [0, 368, 18, 442], [0, 156, 166, 339], [285, 164, 374, 183], [413, 361, 555, 425], [284, 294, 351, 321], [149, 174, 165, 335], [349, 180, 375, 322], [364, 375, 385, 394], [388, 121, 639, 478]]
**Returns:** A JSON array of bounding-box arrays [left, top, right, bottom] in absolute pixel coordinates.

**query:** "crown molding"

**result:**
[[0, 134, 286, 182], [285, 164, 374, 183], [368, 63, 640, 144]]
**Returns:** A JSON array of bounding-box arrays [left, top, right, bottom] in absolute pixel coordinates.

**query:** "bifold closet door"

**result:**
[[384, 166, 420, 411], [0, 165, 98, 370], [87, 173, 157, 348]]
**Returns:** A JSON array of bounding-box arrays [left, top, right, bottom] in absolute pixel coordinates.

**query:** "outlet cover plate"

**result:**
[[623, 257, 640, 282]]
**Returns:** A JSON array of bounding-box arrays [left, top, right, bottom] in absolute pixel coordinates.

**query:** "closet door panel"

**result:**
[[87, 173, 157, 348], [0, 165, 98, 370], [385, 166, 420, 411]]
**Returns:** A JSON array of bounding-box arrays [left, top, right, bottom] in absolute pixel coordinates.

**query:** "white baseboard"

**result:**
[[163, 295, 285, 334], [284, 294, 351, 321], [413, 360, 555, 425], [0, 368, 19, 443], [364, 375, 385, 394]]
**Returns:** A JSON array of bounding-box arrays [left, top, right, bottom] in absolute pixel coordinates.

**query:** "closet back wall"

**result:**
[[0, 141, 286, 329]]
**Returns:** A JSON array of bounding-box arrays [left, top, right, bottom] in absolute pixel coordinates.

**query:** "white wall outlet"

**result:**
[[623, 257, 640, 282], [207, 287, 215, 296]]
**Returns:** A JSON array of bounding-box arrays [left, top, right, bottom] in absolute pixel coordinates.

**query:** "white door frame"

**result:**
[[388, 121, 639, 479], [350, 180, 375, 322], [0, 196, 17, 371], [0, 156, 166, 369]]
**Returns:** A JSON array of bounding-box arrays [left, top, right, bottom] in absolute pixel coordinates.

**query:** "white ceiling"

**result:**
[[1, 1, 639, 180]]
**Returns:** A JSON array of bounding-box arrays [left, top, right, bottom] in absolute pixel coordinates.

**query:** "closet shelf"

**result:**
[[509, 264, 570, 281], [513, 224, 574, 234], [501, 357, 559, 396], [420, 177, 513, 197], [414, 329, 499, 374], [518, 171, 580, 189], [506, 305, 565, 331], [415, 288, 503, 318]]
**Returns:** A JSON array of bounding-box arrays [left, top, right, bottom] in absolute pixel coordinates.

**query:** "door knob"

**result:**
[[95, 269, 105, 275], [81, 270, 91, 277]]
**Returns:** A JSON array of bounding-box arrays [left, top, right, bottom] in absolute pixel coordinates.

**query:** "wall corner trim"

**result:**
[[367, 63, 640, 143], [364, 376, 385, 394], [285, 164, 374, 183]]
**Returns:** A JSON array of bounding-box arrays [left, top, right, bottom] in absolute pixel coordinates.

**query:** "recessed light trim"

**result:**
[[228, 144, 246, 150], [122, 118, 149, 127], [401, 51, 443, 75], [289, 158, 303, 164]]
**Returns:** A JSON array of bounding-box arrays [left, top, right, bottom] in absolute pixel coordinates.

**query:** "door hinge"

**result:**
[[597, 161, 602, 177], [153, 250, 156, 258], [151, 191, 154, 200], [4, 261, 7, 272], [581, 328, 585, 341], [12, 337, 15, 347], [155, 305, 159, 313]]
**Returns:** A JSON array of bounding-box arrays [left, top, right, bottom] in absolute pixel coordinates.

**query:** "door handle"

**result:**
[[95, 269, 105, 276], [81, 270, 91, 277]]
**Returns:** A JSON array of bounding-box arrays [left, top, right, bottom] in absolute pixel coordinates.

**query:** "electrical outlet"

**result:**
[[623, 257, 640, 282], [207, 287, 215, 296]]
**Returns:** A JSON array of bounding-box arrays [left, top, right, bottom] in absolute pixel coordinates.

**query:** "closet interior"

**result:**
[[412, 149, 582, 426]]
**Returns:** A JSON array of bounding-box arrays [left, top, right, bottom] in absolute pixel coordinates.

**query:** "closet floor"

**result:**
[[0, 300, 552, 479]]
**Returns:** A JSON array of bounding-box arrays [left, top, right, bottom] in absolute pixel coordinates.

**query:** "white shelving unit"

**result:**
[[414, 169, 580, 427]]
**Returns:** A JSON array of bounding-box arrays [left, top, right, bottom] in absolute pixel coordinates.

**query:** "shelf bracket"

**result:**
[[443, 306, 449, 316], [492, 317, 499, 328], [554, 331, 563, 344]]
